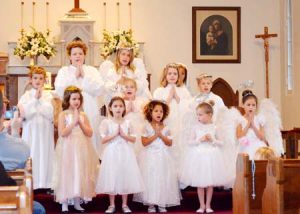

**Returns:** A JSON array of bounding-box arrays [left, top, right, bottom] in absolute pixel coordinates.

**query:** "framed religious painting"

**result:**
[[192, 7, 241, 63]]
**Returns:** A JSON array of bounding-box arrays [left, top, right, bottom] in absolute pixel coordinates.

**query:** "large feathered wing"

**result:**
[[99, 60, 114, 81], [215, 106, 243, 187], [258, 99, 284, 156]]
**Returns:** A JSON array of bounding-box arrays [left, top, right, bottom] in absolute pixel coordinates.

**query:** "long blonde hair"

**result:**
[[114, 48, 135, 74], [160, 63, 183, 87]]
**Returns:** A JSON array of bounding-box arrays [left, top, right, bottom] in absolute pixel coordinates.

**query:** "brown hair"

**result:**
[[242, 90, 258, 104], [177, 63, 188, 84], [196, 101, 215, 115], [28, 66, 47, 79], [66, 40, 88, 56], [114, 47, 135, 73], [144, 100, 170, 123], [160, 63, 182, 87], [108, 96, 126, 117], [62, 86, 83, 110], [254, 147, 275, 160]]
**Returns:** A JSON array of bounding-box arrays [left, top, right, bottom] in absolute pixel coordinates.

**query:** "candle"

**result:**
[[32, 1, 36, 27], [103, 2, 106, 30], [117, 2, 120, 30], [46, 2, 49, 30], [21, 1, 24, 30], [129, 2, 132, 30]]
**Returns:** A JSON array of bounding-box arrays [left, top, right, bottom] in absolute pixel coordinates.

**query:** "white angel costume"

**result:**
[[237, 115, 268, 160], [214, 99, 284, 186], [53, 112, 99, 203], [96, 119, 144, 195], [153, 84, 192, 160], [101, 58, 151, 103], [54, 65, 106, 157], [18, 88, 54, 189], [133, 122, 181, 207], [179, 122, 230, 188], [124, 96, 149, 154], [237, 99, 284, 159]]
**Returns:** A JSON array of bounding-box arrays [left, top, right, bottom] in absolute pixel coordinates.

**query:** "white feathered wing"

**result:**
[[215, 106, 243, 187], [258, 99, 284, 156]]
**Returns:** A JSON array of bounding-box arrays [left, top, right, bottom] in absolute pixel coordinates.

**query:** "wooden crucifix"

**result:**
[[255, 27, 277, 98], [69, 0, 86, 13]]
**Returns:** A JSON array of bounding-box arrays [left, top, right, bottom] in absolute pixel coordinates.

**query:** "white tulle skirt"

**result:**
[[179, 143, 230, 188], [133, 148, 181, 207], [238, 138, 267, 160], [96, 139, 144, 195], [52, 130, 99, 203]]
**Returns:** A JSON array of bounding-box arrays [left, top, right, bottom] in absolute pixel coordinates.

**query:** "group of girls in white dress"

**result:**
[[14, 39, 284, 214]]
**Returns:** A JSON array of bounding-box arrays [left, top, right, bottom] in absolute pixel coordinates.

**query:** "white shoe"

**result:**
[[105, 205, 116, 213], [158, 206, 167, 213], [148, 205, 156, 213], [122, 205, 132, 213], [196, 208, 205, 213], [206, 208, 214, 213]]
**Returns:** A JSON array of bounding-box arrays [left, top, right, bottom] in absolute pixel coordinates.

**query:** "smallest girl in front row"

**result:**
[[96, 96, 144, 213], [133, 100, 181, 213], [53, 86, 99, 213], [179, 102, 230, 213]]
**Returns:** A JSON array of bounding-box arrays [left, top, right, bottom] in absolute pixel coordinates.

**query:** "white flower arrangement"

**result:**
[[101, 29, 139, 59], [14, 27, 56, 60]]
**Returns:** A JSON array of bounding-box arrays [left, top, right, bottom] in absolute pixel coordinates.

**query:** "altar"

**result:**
[[5, 0, 145, 106]]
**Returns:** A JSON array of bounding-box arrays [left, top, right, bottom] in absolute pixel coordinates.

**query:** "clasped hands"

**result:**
[[199, 134, 213, 143], [75, 64, 85, 79]]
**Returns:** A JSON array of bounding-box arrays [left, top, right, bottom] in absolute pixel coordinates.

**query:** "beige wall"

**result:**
[[281, 0, 300, 129], [0, 0, 292, 125]]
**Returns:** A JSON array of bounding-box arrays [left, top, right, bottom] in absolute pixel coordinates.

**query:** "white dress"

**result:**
[[133, 123, 181, 207], [18, 88, 54, 189], [179, 123, 230, 188], [104, 58, 151, 102], [96, 119, 144, 195], [153, 84, 192, 159], [124, 97, 149, 154], [54, 65, 106, 157], [52, 112, 99, 203], [238, 115, 267, 160]]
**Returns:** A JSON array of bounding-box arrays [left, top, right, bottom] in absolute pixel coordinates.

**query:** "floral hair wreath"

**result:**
[[242, 91, 254, 98], [197, 73, 213, 80]]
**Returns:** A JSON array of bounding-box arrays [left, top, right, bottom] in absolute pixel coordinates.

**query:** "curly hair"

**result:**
[[28, 66, 47, 78], [62, 86, 83, 110], [66, 40, 88, 56], [108, 96, 126, 117], [143, 100, 170, 123], [160, 63, 183, 87]]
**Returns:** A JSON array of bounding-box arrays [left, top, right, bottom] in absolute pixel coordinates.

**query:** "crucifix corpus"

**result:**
[[255, 26, 277, 98], [69, 0, 86, 13]]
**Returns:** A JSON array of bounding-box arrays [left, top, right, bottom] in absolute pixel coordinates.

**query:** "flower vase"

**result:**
[[29, 56, 38, 66]]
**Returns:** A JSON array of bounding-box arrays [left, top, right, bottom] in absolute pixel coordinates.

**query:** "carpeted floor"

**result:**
[[34, 188, 232, 214]]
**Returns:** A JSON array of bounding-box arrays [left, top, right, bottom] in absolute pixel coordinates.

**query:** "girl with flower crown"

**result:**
[[102, 45, 152, 104], [54, 39, 106, 158], [153, 63, 192, 160]]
